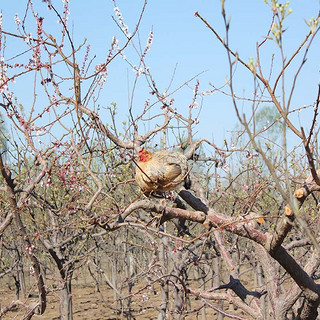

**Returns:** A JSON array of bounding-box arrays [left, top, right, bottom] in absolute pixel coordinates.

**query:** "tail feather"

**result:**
[[184, 174, 191, 190]]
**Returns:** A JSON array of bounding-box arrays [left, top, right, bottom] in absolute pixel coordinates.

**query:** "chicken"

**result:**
[[135, 148, 191, 195]]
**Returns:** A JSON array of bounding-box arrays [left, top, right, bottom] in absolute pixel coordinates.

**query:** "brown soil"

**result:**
[[0, 283, 224, 319]]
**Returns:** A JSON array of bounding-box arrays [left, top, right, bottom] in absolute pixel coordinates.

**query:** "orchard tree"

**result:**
[[1, 1, 320, 320]]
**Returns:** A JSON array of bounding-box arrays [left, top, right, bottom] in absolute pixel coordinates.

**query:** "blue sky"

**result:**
[[1, 1, 320, 149]]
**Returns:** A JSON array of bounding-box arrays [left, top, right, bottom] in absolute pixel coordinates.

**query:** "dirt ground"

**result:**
[[0, 282, 226, 319]]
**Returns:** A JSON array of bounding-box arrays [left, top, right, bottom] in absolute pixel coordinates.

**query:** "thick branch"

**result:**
[[179, 190, 268, 246], [189, 288, 262, 319], [301, 126, 320, 187], [266, 211, 295, 253], [120, 199, 206, 224], [180, 189, 320, 318], [294, 169, 320, 203], [0, 212, 14, 236], [0, 154, 46, 315], [271, 246, 320, 319], [217, 275, 263, 301]]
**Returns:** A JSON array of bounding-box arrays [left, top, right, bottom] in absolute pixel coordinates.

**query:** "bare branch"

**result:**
[[0, 153, 46, 315]]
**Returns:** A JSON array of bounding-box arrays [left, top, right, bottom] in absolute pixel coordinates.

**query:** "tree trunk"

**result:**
[[158, 282, 169, 320], [257, 262, 266, 319], [124, 238, 134, 319], [59, 279, 73, 320], [200, 265, 207, 320], [158, 231, 169, 320], [172, 247, 185, 319], [13, 253, 26, 300], [214, 256, 224, 320], [18, 262, 26, 299]]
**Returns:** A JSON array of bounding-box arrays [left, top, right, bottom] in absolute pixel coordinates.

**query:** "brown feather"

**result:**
[[135, 149, 190, 194]]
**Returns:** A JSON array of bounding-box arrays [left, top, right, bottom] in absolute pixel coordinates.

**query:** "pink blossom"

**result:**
[[14, 13, 21, 26]]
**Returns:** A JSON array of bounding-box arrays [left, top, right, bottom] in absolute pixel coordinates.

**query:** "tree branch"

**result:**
[[0, 153, 46, 315]]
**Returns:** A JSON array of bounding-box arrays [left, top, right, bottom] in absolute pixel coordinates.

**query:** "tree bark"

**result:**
[[59, 279, 73, 320]]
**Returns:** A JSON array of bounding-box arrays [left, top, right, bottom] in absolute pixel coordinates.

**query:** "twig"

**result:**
[[301, 126, 320, 187]]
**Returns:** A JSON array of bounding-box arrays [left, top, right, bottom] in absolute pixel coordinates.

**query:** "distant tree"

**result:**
[[255, 105, 282, 141]]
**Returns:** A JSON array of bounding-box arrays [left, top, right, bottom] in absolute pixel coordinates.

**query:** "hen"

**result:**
[[135, 148, 191, 195]]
